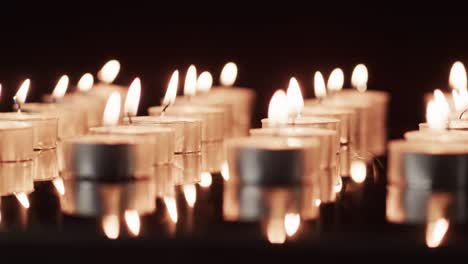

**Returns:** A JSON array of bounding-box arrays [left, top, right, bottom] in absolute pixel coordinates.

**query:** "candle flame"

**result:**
[[314, 199, 321, 207], [266, 218, 286, 244], [351, 64, 368, 92], [52, 177, 65, 196], [124, 210, 141, 237], [327, 68, 344, 92], [334, 177, 343, 193], [162, 70, 179, 107], [286, 77, 304, 118], [449, 61, 467, 90], [98, 60, 120, 84], [197, 71, 213, 92], [426, 218, 449, 248], [452, 89, 468, 112], [77, 73, 94, 92], [124, 77, 141, 117], [350, 160, 367, 183], [102, 215, 120, 240], [221, 160, 230, 181], [15, 79, 30, 104], [183, 184, 197, 208], [103, 92, 121, 126], [14, 192, 30, 209], [199, 172, 213, 188], [184, 65, 197, 96], [52, 75, 69, 99], [426, 89, 449, 130], [268, 90, 289, 126], [314, 71, 327, 98], [163, 197, 178, 223], [220, 62, 237, 86], [284, 213, 301, 237]]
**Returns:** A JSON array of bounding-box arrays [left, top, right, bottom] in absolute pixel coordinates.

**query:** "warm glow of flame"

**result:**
[[124, 210, 141, 237], [102, 215, 120, 240], [351, 64, 368, 92], [164, 197, 178, 223], [15, 79, 30, 104], [184, 65, 197, 96], [14, 192, 30, 209], [52, 177, 65, 196], [220, 62, 237, 86], [327, 68, 344, 92], [286, 77, 304, 118], [0, 84, 2, 99], [197, 71, 213, 92], [350, 160, 367, 183], [314, 199, 321, 207], [268, 90, 289, 126], [77, 73, 94, 92], [199, 172, 213, 188], [221, 160, 230, 181], [124, 78, 141, 116], [162, 70, 179, 106], [266, 218, 286, 244], [426, 90, 449, 130], [314, 71, 327, 98], [426, 218, 449, 248], [103, 92, 121, 126], [334, 177, 343, 193], [284, 213, 301, 237], [183, 184, 197, 208], [52, 75, 69, 99], [452, 89, 468, 112], [98, 60, 120, 84], [449, 61, 467, 90]]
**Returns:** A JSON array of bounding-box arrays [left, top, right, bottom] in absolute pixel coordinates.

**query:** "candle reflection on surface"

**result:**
[[426, 218, 449, 248], [124, 210, 141, 237], [199, 172, 212, 188], [183, 184, 197, 208], [284, 213, 300, 237], [52, 177, 65, 196], [350, 160, 367, 184], [164, 197, 178, 224], [221, 161, 229, 181], [267, 217, 286, 244], [14, 192, 30, 209], [102, 215, 120, 240]]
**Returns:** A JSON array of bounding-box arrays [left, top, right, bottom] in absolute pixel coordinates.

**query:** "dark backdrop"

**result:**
[[1, 4, 467, 139]]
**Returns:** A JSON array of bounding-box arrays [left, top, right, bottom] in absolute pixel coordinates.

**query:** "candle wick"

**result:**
[[127, 112, 133, 124], [161, 103, 170, 117], [459, 108, 468, 119], [13, 96, 21, 113]]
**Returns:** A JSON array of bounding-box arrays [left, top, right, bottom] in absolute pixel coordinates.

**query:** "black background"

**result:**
[[1, 4, 468, 139]]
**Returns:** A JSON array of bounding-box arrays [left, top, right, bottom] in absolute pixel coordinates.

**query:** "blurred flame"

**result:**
[[286, 77, 304, 118], [124, 210, 141, 237], [199, 172, 213, 188], [103, 92, 121, 126], [284, 213, 301, 237], [220, 62, 237, 86], [426, 218, 449, 248], [221, 160, 230, 181], [334, 176, 343, 193], [184, 65, 197, 96], [98, 60, 120, 84], [314, 199, 321, 207], [52, 177, 65, 196], [351, 64, 368, 92], [350, 160, 367, 183], [15, 79, 30, 104], [164, 196, 178, 223], [197, 71, 213, 92], [452, 89, 468, 112], [162, 70, 179, 106], [266, 218, 286, 244], [52, 75, 69, 99], [0, 84, 2, 99], [102, 215, 120, 240], [426, 90, 449, 130], [449, 61, 467, 90], [268, 90, 289, 126], [77, 73, 94, 92], [327, 68, 344, 92], [124, 77, 141, 116], [14, 192, 30, 209], [314, 71, 327, 98], [183, 184, 197, 208]]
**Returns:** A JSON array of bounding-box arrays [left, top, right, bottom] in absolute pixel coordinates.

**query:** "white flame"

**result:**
[[184, 65, 197, 96], [452, 89, 468, 112], [284, 213, 301, 237], [52, 75, 69, 99], [221, 160, 230, 181], [14, 192, 30, 209], [183, 184, 197, 208], [266, 218, 286, 244], [124, 78, 141, 117], [162, 70, 179, 106], [314, 71, 327, 98], [327, 68, 344, 92], [286, 77, 304, 118], [220, 62, 237, 86], [15, 79, 30, 104], [197, 71, 213, 92], [199, 172, 213, 188], [164, 196, 178, 223], [350, 160, 367, 183], [103, 92, 121, 126], [98, 60, 120, 84], [351, 64, 368, 92], [77, 73, 94, 92], [102, 215, 120, 240], [124, 210, 141, 237], [268, 90, 289, 126], [52, 177, 65, 196], [426, 218, 449, 248], [426, 90, 449, 130], [449, 61, 467, 90]]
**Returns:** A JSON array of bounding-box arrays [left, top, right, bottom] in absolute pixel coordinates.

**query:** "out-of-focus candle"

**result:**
[[89, 60, 128, 103]]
